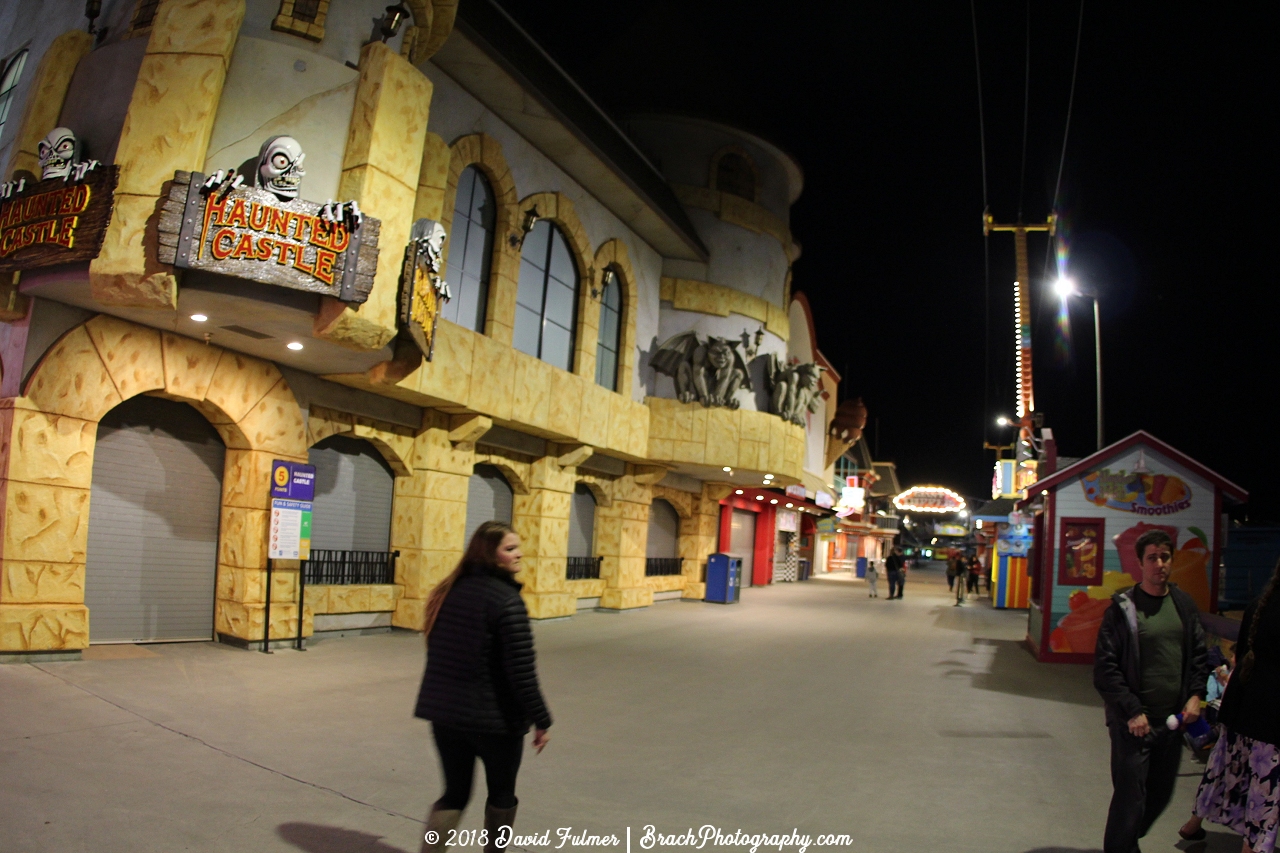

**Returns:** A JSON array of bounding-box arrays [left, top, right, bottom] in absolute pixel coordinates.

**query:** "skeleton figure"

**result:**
[[766, 355, 825, 425], [650, 331, 752, 409], [411, 218, 450, 301], [254, 136, 306, 201], [38, 127, 80, 181]]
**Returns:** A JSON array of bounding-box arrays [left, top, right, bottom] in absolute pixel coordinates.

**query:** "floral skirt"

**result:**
[[1195, 728, 1280, 853]]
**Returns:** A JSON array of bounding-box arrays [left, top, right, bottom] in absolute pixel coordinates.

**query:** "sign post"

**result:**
[[265, 461, 315, 652]]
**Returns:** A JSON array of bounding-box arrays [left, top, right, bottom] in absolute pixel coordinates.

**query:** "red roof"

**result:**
[[1020, 430, 1247, 505]]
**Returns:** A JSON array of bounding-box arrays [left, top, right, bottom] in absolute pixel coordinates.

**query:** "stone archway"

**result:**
[[0, 315, 307, 653]]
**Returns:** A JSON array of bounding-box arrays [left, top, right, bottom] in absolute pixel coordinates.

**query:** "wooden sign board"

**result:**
[[396, 237, 444, 360], [0, 166, 118, 272], [158, 171, 379, 303]]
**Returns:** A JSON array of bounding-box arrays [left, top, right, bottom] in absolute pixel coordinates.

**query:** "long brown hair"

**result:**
[[1237, 555, 1280, 682], [422, 520, 517, 638]]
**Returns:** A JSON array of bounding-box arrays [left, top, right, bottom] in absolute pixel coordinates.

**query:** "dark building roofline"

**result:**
[[454, 1, 708, 261]]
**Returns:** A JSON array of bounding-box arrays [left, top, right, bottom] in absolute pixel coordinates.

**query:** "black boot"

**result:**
[[484, 802, 518, 853]]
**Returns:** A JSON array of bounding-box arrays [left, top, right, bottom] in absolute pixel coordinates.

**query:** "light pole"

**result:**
[[1054, 278, 1104, 451]]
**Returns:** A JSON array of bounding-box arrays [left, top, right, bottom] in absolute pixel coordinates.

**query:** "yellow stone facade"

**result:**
[[659, 276, 790, 340], [0, 3, 833, 654]]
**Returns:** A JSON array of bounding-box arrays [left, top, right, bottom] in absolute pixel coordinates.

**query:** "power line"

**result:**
[[1043, 0, 1086, 284], [970, 0, 992, 444], [1016, 0, 1031, 222]]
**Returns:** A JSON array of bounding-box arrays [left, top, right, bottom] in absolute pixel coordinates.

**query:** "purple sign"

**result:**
[[271, 460, 315, 501]]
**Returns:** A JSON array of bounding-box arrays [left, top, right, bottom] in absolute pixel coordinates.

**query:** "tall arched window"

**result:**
[[443, 165, 495, 332], [715, 152, 756, 201], [514, 219, 578, 371], [594, 268, 622, 391], [0, 50, 29, 142]]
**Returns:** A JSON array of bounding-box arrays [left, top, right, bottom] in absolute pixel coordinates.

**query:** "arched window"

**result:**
[[645, 498, 683, 577], [443, 165, 495, 332], [0, 50, 29, 142], [515, 220, 579, 371], [595, 268, 622, 391], [308, 435, 395, 553], [465, 464, 513, 547], [715, 152, 756, 201]]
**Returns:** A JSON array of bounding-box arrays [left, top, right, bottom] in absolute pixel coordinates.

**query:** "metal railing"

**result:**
[[645, 557, 683, 577], [566, 556, 603, 580], [875, 515, 901, 530], [302, 549, 399, 585]]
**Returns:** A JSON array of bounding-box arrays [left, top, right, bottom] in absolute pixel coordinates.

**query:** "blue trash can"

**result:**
[[856, 557, 867, 578], [705, 553, 741, 604]]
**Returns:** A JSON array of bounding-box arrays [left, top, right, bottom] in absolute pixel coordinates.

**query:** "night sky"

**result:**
[[493, 2, 1279, 521]]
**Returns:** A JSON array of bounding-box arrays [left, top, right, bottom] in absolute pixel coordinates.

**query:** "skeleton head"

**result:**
[[255, 136, 306, 200], [412, 219, 448, 272], [38, 127, 79, 181]]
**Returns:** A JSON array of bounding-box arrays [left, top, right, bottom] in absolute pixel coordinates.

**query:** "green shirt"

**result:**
[[1135, 587, 1184, 719]]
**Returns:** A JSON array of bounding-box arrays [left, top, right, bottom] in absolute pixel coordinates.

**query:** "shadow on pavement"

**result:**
[[278, 822, 410, 853], [1175, 828, 1248, 852], [967, 639, 1102, 708]]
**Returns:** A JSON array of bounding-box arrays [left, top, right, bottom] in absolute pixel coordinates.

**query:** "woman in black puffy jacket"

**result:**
[[415, 521, 553, 853]]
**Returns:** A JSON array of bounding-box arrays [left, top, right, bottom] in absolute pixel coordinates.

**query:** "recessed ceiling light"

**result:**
[[755, 495, 764, 500], [785, 502, 793, 508], [770, 498, 778, 504], [190, 313, 207, 322], [722, 466, 732, 472], [735, 489, 743, 495], [287, 341, 304, 351], [765, 473, 774, 479]]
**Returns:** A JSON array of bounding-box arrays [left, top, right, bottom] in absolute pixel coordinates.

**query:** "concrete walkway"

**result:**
[[0, 566, 1240, 853]]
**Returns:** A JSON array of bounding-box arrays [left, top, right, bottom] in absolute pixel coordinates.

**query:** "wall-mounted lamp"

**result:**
[[84, 0, 101, 35], [510, 205, 541, 247], [380, 3, 410, 42]]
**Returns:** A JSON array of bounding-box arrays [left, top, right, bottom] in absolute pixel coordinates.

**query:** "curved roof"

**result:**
[[625, 113, 805, 206]]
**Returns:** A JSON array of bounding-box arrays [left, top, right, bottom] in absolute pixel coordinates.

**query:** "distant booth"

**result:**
[[1020, 431, 1247, 663], [972, 498, 1032, 610]]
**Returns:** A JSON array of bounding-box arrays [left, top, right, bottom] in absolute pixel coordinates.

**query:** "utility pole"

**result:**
[[983, 213, 1055, 421]]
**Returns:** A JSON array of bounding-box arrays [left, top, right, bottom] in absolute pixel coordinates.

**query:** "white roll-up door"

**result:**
[[85, 396, 225, 643], [568, 485, 596, 557], [465, 464, 513, 547], [308, 436, 394, 552], [646, 498, 680, 559], [730, 509, 756, 588]]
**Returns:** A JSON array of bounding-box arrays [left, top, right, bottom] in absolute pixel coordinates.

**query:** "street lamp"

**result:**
[[995, 415, 1011, 427], [1055, 277, 1104, 451]]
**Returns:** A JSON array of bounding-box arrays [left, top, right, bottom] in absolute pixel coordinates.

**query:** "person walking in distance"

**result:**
[[885, 546, 905, 600], [866, 559, 879, 598], [415, 521, 553, 853], [1094, 529, 1210, 853], [1181, 556, 1280, 852], [967, 554, 982, 596], [946, 551, 960, 592]]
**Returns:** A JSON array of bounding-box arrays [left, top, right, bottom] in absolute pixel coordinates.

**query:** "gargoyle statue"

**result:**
[[651, 331, 752, 409], [766, 355, 824, 426]]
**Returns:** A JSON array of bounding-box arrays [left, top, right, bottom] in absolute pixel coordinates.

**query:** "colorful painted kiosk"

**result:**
[[1019, 431, 1247, 663]]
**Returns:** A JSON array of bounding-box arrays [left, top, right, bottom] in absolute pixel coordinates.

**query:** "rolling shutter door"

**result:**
[[84, 396, 225, 643], [568, 485, 596, 558], [646, 499, 680, 559], [308, 436, 394, 552], [730, 509, 756, 587], [465, 464, 513, 546]]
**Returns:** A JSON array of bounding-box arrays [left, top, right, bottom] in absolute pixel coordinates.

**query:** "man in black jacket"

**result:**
[[1093, 529, 1209, 853]]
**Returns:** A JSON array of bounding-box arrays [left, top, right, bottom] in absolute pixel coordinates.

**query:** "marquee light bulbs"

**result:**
[[892, 486, 966, 514]]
